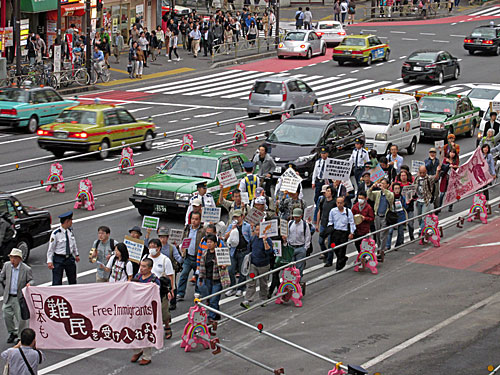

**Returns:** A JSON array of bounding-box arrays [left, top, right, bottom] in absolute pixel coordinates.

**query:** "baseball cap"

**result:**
[[157, 226, 169, 236], [192, 198, 202, 206], [255, 196, 266, 205], [292, 208, 303, 217], [429, 148, 437, 153], [321, 184, 329, 193]]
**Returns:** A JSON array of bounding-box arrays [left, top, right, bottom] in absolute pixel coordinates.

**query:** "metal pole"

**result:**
[[13, 0, 21, 76], [56, 0, 61, 45], [274, 0, 280, 46], [85, 0, 92, 76], [489, 365, 500, 375]]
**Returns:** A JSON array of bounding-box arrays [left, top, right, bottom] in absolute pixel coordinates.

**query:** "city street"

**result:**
[[1, 6, 500, 374]]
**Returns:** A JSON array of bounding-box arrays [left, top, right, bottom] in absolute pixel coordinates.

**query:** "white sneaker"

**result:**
[[177, 57, 181, 61], [225, 289, 235, 297], [235, 290, 243, 297], [168, 59, 172, 62]]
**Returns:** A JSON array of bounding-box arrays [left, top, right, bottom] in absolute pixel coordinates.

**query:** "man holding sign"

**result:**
[[284, 208, 311, 278]]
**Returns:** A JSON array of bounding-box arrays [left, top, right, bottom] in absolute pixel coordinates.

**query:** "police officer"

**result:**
[[349, 138, 370, 188], [239, 161, 260, 202], [312, 147, 329, 206], [47, 212, 79, 285], [185, 181, 216, 225]]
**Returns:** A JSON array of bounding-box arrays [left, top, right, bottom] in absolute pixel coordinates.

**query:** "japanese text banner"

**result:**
[[23, 282, 164, 350]]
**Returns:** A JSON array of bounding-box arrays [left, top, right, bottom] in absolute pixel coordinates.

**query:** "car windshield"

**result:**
[[418, 97, 456, 115], [0, 89, 28, 103], [254, 81, 282, 95], [352, 105, 391, 125], [268, 122, 323, 146], [285, 32, 306, 41], [160, 155, 218, 178], [468, 88, 500, 100], [55, 110, 98, 125], [471, 28, 496, 38], [341, 37, 366, 46], [319, 23, 341, 30], [408, 52, 438, 62]]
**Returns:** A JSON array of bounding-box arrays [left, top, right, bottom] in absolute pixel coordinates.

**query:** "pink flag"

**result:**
[[23, 282, 164, 350]]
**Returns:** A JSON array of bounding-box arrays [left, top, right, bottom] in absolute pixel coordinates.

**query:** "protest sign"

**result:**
[[201, 206, 221, 223], [324, 158, 353, 181], [217, 169, 238, 187], [370, 164, 385, 183], [215, 247, 231, 266], [280, 219, 289, 236], [411, 160, 425, 176], [279, 175, 301, 193], [124, 235, 144, 263], [434, 140, 444, 149], [181, 238, 192, 250], [244, 207, 266, 225], [281, 167, 300, 180], [402, 185, 417, 202], [272, 241, 282, 257], [240, 192, 250, 204], [23, 282, 163, 350], [303, 205, 314, 222], [343, 178, 355, 193], [168, 229, 183, 245], [259, 219, 279, 238], [141, 216, 159, 230], [490, 101, 500, 113]]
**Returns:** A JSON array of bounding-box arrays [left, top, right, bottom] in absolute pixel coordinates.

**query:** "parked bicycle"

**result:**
[[89, 59, 110, 84]]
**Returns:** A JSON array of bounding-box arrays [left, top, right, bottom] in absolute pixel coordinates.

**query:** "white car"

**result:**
[[315, 21, 346, 46], [465, 84, 500, 144]]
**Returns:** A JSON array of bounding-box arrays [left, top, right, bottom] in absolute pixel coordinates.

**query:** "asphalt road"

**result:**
[[1, 9, 500, 375]]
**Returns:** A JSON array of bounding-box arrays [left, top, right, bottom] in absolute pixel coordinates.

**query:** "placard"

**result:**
[[324, 158, 353, 181], [402, 185, 417, 203], [201, 206, 221, 223], [181, 238, 192, 250], [279, 175, 301, 193], [343, 178, 355, 192], [411, 160, 425, 176], [217, 169, 238, 187], [245, 207, 266, 225], [370, 164, 385, 183], [215, 247, 231, 266], [124, 235, 144, 264], [142, 215, 160, 230], [303, 205, 314, 222], [168, 229, 183, 245], [272, 240, 282, 257], [490, 101, 500, 113], [434, 140, 444, 149], [281, 167, 300, 180], [280, 219, 289, 237], [241, 192, 250, 204], [259, 219, 279, 238]]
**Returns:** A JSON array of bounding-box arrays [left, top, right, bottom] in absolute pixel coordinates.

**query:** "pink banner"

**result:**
[[443, 147, 494, 205], [22, 282, 163, 350]]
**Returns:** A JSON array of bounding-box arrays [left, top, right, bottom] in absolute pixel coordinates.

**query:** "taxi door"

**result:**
[[455, 99, 471, 135], [368, 36, 385, 61], [31, 90, 52, 125], [103, 109, 122, 147], [44, 89, 70, 121], [116, 108, 141, 145]]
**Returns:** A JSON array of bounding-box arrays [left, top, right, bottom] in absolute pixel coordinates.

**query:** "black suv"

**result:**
[[263, 114, 365, 181], [0, 193, 52, 263], [464, 24, 500, 56]]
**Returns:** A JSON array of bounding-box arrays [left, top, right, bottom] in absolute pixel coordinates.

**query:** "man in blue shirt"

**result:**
[[93, 45, 105, 74]]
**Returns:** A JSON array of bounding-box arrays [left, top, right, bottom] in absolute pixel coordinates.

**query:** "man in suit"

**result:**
[[484, 111, 500, 139], [0, 248, 33, 343]]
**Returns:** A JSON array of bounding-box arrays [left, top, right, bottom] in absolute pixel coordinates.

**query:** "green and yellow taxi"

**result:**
[[332, 34, 390, 66], [418, 94, 481, 140], [129, 148, 252, 216], [0, 87, 79, 133], [37, 104, 156, 159]]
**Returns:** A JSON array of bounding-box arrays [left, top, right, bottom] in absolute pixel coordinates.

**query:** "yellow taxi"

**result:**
[[332, 34, 390, 66], [37, 104, 156, 159]]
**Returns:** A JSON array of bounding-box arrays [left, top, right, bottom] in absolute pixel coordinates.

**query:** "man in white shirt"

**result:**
[[386, 144, 404, 174], [312, 147, 329, 205], [284, 208, 311, 277], [324, 197, 355, 270], [185, 181, 216, 225], [349, 138, 370, 189]]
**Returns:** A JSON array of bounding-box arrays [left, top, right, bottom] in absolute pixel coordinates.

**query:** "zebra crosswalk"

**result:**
[[469, 6, 500, 17], [127, 69, 474, 106]]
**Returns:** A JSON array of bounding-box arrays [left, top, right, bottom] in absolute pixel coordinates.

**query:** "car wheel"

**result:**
[[407, 137, 417, 155], [306, 49, 312, 59], [468, 121, 476, 138], [278, 55, 285, 59], [27, 116, 38, 134], [98, 139, 110, 160], [453, 67, 459, 80], [248, 113, 257, 118], [403, 76, 410, 83], [495, 45, 500, 56], [383, 49, 390, 61], [468, 50, 474, 56], [141, 131, 154, 151], [138, 208, 154, 216], [51, 149, 65, 159], [366, 55, 372, 66], [289, 105, 295, 116], [321, 45, 327, 56], [15, 238, 31, 262], [309, 100, 319, 113], [437, 71, 444, 85], [338, 60, 344, 66]]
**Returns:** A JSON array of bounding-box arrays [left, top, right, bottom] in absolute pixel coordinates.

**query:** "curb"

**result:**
[[210, 50, 277, 69], [58, 85, 97, 96]]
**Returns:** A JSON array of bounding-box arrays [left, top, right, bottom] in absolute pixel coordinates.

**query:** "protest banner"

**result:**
[[280, 219, 289, 236], [370, 164, 385, 183], [402, 185, 417, 203], [259, 219, 279, 238], [324, 158, 353, 181], [124, 235, 144, 263], [444, 147, 495, 205], [168, 229, 183, 245], [245, 207, 266, 225], [240, 192, 250, 204], [23, 282, 163, 350], [272, 241, 282, 257], [411, 160, 425, 176], [141, 216, 159, 230], [201, 206, 221, 223], [217, 169, 238, 187], [303, 205, 314, 222], [215, 247, 231, 266]]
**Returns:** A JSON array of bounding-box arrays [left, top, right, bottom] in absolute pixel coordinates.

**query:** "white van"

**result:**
[[351, 94, 421, 155]]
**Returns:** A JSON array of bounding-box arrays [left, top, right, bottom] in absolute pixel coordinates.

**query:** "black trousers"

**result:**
[[52, 254, 77, 285]]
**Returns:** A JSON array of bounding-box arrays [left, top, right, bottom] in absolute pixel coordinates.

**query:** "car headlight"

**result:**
[[295, 154, 316, 163], [375, 133, 387, 141], [176, 193, 191, 201], [134, 187, 147, 196], [431, 122, 443, 129]]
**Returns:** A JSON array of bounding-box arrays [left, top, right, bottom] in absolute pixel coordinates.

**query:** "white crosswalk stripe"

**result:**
[[469, 6, 500, 16]]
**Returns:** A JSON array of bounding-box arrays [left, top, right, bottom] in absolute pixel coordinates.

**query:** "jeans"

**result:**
[[229, 250, 248, 291], [341, 12, 347, 23], [353, 167, 364, 189], [386, 211, 406, 249], [200, 279, 222, 320], [318, 225, 328, 251], [415, 201, 431, 232], [291, 246, 307, 277], [177, 255, 199, 298], [313, 180, 323, 208]]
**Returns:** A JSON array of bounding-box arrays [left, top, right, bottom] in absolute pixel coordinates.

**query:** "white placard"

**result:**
[[259, 219, 279, 238], [411, 160, 425, 176], [281, 167, 300, 180], [217, 169, 238, 187], [201, 206, 221, 223], [324, 158, 353, 181], [434, 140, 444, 149], [53, 44, 61, 73], [124, 235, 144, 263], [272, 240, 282, 257], [490, 101, 500, 113], [280, 219, 289, 237], [402, 185, 417, 203], [343, 178, 354, 192], [244, 207, 266, 225], [303, 205, 314, 222], [168, 229, 184, 245], [240, 192, 250, 204], [215, 247, 232, 266]]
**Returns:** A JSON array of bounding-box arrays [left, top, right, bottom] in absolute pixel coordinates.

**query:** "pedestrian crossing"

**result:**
[[128, 69, 474, 106], [469, 6, 500, 17]]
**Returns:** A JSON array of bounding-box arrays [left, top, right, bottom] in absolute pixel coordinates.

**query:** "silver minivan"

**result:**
[[247, 76, 318, 118]]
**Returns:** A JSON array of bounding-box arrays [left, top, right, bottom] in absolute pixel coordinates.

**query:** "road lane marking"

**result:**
[[194, 112, 223, 117], [0, 136, 37, 145], [350, 70, 359, 73], [402, 38, 418, 41], [390, 31, 406, 33], [433, 40, 450, 43], [136, 107, 194, 120], [420, 32, 436, 35], [364, 67, 372, 70], [388, 59, 396, 62], [399, 55, 407, 59], [450, 34, 466, 37]]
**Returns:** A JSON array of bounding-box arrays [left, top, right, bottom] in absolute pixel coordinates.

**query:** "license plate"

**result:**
[[475, 40, 482, 44], [344, 50, 352, 54], [260, 108, 272, 114], [54, 132, 68, 139], [413, 66, 423, 71], [154, 204, 168, 213], [275, 166, 282, 173]]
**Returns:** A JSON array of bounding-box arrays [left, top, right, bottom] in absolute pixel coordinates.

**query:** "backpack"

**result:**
[[95, 238, 115, 253], [109, 255, 130, 279], [167, 244, 182, 273]]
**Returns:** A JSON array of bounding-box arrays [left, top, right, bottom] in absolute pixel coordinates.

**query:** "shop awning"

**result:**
[[21, 0, 58, 13], [62, 3, 86, 16]]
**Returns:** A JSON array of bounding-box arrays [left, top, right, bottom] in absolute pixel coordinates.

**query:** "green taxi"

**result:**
[[332, 34, 390, 66], [37, 104, 156, 159], [129, 148, 251, 216], [418, 94, 481, 140], [0, 87, 79, 133]]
